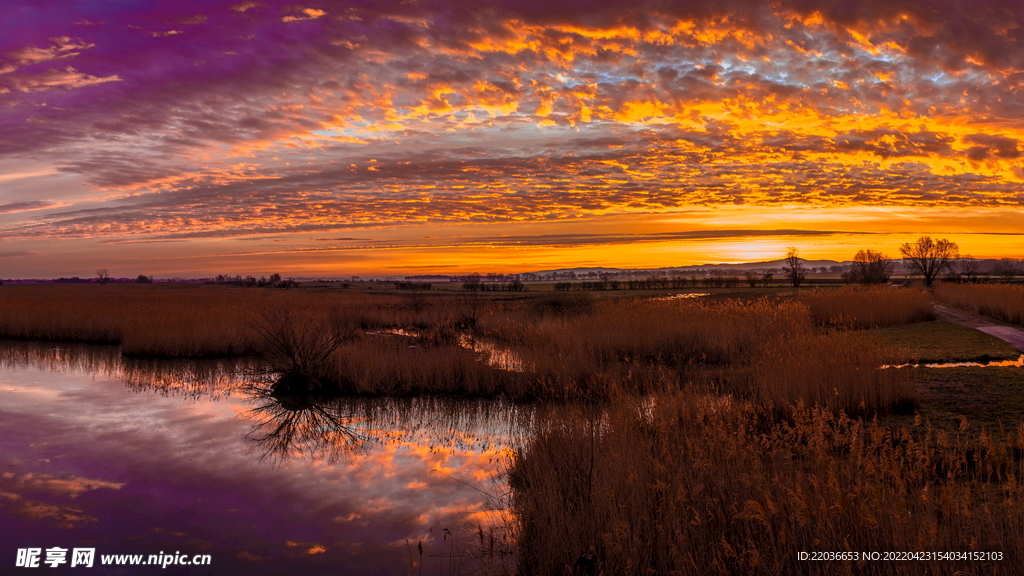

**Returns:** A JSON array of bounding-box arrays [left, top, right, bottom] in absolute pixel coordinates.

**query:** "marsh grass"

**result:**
[[1, 286, 1002, 574], [800, 286, 934, 328], [934, 283, 1024, 324], [0, 286, 917, 408], [510, 394, 1024, 575], [0, 285, 261, 355], [474, 297, 913, 411]]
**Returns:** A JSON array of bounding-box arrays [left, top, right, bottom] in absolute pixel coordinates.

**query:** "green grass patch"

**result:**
[[908, 367, 1024, 430], [868, 320, 1021, 363]]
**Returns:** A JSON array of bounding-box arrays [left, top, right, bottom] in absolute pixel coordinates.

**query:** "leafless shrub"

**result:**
[[248, 303, 359, 378]]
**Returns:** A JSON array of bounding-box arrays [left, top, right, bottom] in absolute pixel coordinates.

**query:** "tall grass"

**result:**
[[1, 286, 977, 573], [0, 285, 261, 355], [474, 297, 912, 411], [800, 286, 933, 328], [0, 286, 915, 409], [934, 283, 1024, 324], [0, 285, 422, 356], [510, 394, 1024, 575]]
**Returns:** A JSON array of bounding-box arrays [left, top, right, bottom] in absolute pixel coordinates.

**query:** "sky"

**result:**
[[1, 0, 1023, 278]]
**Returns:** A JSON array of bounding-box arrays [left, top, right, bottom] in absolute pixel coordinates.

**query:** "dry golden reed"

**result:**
[[934, 283, 1024, 324], [510, 394, 1024, 575], [0, 286, 918, 408], [475, 296, 913, 410], [0, 285, 260, 355], [799, 286, 934, 328], [0, 284, 396, 356]]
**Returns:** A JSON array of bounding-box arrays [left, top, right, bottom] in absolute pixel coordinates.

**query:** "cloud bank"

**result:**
[[0, 0, 1022, 245]]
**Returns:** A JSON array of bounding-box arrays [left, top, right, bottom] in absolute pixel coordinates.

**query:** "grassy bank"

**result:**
[[869, 320, 1022, 364]]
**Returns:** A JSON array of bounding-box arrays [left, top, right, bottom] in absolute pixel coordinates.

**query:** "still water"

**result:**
[[0, 341, 528, 575]]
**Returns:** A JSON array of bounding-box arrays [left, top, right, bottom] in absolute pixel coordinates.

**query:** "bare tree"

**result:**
[[850, 249, 894, 284], [782, 247, 805, 287], [993, 258, 1022, 282], [761, 271, 774, 287], [95, 269, 110, 284], [958, 256, 981, 283], [743, 270, 759, 287], [899, 237, 959, 286]]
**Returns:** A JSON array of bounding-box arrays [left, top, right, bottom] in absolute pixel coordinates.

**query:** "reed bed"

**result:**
[[0, 286, 914, 408], [510, 394, 1024, 575], [472, 297, 912, 411], [0, 285, 262, 355], [934, 283, 1024, 325], [0, 285, 439, 357], [2, 285, 983, 573], [799, 286, 934, 328]]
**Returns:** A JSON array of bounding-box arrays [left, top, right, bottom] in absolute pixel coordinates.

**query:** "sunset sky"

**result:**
[[1, 0, 1023, 277]]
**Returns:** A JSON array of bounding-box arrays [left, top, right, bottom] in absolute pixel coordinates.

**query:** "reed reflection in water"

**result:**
[[0, 339, 254, 400], [0, 339, 529, 575]]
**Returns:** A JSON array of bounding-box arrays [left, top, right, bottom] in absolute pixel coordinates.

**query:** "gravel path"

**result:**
[[932, 303, 1024, 352]]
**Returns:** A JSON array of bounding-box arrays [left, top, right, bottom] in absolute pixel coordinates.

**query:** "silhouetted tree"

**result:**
[[744, 270, 759, 287], [462, 273, 483, 291], [958, 256, 981, 283], [850, 250, 894, 284], [993, 258, 1022, 282], [782, 247, 805, 287], [899, 237, 958, 286], [95, 269, 110, 284], [135, 274, 153, 283]]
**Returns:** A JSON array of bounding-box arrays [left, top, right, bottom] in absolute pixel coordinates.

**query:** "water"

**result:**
[[882, 355, 1024, 369], [651, 293, 709, 301], [0, 341, 526, 575]]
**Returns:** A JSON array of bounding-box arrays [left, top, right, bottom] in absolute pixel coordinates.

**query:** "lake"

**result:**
[[0, 341, 527, 575]]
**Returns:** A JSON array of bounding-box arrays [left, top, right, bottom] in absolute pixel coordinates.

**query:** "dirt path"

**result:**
[[932, 303, 1024, 352]]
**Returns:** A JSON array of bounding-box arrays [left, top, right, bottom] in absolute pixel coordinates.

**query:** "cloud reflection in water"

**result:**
[[0, 340, 522, 574]]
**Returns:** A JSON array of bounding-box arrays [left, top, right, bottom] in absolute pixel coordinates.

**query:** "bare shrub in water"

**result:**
[[249, 304, 359, 380]]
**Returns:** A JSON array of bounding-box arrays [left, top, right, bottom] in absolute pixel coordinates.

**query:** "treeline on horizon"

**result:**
[[4, 254, 1021, 288], [2, 237, 1022, 287]]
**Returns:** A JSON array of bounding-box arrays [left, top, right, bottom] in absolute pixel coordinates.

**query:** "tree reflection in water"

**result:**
[[0, 339, 529, 468], [0, 339, 521, 573], [242, 380, 369, 464]]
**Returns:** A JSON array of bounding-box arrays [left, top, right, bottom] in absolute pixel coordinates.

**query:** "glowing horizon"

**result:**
[[1, 0, 1022, 277]]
